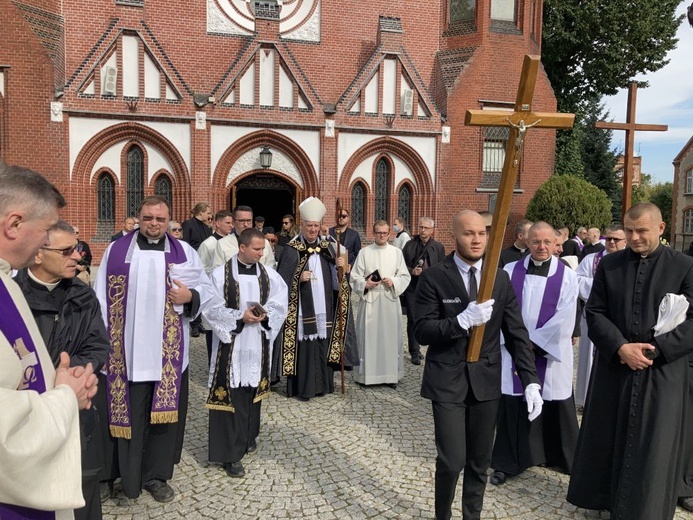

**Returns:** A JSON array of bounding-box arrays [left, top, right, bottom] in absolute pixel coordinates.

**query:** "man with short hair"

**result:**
[[276, 197, 355, 400], [559, 226, 581, 258], [579, 227, 604, 260], [350, 221, 410, 387], [182, 202, 213, 250], [213, 206, 274, 269], [573, 224, 626, 408], [499, 219, 532, 267], [568, 203, 693, 519], [254, 215, 265, 232], [111, 216, 136, 242], [329, 208, 362, 266], [491, 221, 579, 486], [94, 195, 214, 503], [402, 217, 446, 364], [15, 220, 109, 520], [414, 210, 541, 520], [73, 225, 93, 285], [0, 162, 98, 518], [392, 217, 411, 250], [204, 227, 288, 478]]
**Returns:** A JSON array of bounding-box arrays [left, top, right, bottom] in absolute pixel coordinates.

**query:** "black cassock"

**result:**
[[568, 246, 693, 520]]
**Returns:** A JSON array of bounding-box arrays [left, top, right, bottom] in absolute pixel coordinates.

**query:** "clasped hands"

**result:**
[[55, 352, 98, 410], [617, 342, 656, 370], [365, 275, 394, 290], [457, 299, 494, 331]]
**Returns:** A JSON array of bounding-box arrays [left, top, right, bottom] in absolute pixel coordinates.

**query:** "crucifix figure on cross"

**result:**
[[463, 54, 575, 362], [595, 82, 668, 216]]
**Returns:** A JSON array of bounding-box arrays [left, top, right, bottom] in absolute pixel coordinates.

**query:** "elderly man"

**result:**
[[213, 206, 274, 269], [568, 203, 693, 519], [491, 222, 579, 486], [402, 217, 446, 365], [204, 228, 288, 478], [499, 219, 532, 267], [573, 224, 626, 408], [0, 162, 97, 519], [350, 221, 410, 387], [94, 195, 213, 503], [111, 216, 136, 242], [15, 220, 109, 520], [276, 197, 355, 400], [414, 210, 540, 520]]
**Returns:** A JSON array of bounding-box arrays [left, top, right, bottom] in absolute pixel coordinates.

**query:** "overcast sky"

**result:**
[[601, 0, 693, 184]]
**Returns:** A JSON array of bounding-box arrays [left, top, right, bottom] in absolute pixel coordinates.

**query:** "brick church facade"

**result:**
[[0, 0, 558, 261]]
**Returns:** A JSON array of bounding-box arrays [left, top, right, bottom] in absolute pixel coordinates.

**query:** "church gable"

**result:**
[[212, 42, 317, 111], [337, 16, 437, 120], [69, 22, 189, 103]]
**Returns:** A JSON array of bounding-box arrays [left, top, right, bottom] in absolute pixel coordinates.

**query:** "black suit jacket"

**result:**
[[110, 230, 127, 242], [402, 235, 445, 293], [182, 217, 212, 250], [415, 253, 539, 403], [328, 226, 362, 265]]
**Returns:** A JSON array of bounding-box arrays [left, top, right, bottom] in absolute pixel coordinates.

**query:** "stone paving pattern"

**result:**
[[103, 333, 693, 519]]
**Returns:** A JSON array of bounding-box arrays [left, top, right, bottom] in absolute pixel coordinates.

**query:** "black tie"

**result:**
[[468, 266, 478, 301]]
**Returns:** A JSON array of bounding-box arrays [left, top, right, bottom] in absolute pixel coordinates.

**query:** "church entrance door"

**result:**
[[232, 174, 298, 232]]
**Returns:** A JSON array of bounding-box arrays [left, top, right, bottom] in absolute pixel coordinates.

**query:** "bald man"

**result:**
[[568, 203, 693, 519], [414, 210, 540, 520]]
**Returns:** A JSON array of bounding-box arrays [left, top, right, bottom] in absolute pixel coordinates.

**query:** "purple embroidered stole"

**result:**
[[105, 233, 187, 439], [510, 258, 566, 393], [592, 249, 605, 276], [0, 279, 55, 519]]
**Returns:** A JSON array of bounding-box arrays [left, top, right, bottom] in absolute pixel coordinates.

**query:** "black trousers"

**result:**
[[432, 395, 499, 520], [402, 289, 420, 357], [209, 386, 261, 464], [286, 338, 332, 399], [115, 369, 189, 498]]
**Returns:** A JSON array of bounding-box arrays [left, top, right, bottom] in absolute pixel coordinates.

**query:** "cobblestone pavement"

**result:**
[[103, 335, 693, 520]]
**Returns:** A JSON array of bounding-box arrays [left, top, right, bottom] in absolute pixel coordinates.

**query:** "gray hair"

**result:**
[[0, 162, 66, 218], [419, 216, 435, 228]]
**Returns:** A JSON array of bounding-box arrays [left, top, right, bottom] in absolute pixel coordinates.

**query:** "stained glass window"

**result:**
[[450, 0, 475, 22], [398, 184, 411, 227], [374, 159, 390, 222], [351, 182, 365, 232], [97, 173, 115, 222], [126, 146, 144, 217], [154, 175, 172, 213]]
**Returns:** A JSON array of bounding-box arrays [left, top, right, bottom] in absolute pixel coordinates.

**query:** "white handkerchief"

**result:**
[[169, 263, 204, 314], [653, 293, 689, 337]]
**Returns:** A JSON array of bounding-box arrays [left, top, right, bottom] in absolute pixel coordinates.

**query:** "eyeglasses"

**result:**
[[235, 219, 253, 224], [171, 227, 182, 232], [374, 231, 389, 236], [282, 221, 291, 225], [42, 244, 79, 257], [605, 237, 625, 243], [141, 215, 167, 223]]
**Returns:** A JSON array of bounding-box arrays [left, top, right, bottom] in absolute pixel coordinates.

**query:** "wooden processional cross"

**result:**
[[464, 55, 575, 362], [595, 82, 668, 217]]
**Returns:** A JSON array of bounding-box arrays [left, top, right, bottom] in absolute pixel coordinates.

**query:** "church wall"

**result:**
[[672, 139, 693, 251], [0, 0, 558, 261]]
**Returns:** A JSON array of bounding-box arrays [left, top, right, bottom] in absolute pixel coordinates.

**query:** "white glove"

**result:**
[[525, 383, 543, 422], [457, 299, 495, 330]]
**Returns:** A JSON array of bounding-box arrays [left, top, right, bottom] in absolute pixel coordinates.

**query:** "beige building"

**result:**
[[671, 136, 693, 251]]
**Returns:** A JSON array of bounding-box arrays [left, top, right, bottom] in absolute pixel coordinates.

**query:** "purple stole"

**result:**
[[104, 233, 187, 439], [510, 258, 566, 393], [592, 249, 605, 276], [0, 279, 55, 519]]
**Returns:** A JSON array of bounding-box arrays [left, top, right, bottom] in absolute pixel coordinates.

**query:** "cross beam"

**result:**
[[594, 82, 668, 216], [464, 55, 575, 362]]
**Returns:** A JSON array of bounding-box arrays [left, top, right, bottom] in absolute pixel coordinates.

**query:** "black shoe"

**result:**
[[679, 497, 693, 512], [143, 479, 175, 502], [190, 325, 200, 338], [224, 461, 245, 478], [411, 354, 421, 365], [490, 471, 508, 486], [247, 440, 257, 454], [386, 383, 397, 389]]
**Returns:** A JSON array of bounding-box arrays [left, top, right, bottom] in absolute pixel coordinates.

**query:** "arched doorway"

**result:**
[[232, 174, 298, 232]]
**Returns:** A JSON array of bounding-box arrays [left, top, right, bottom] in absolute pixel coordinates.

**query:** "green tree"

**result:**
[[543, 0, 682, 113], [526, 175, 612, 233], [649, 182, 673, 242]]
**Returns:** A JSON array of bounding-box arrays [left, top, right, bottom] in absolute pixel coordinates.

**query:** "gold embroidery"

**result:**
[[107, 274, 131, 439], [150, 296, 181, 421], [328, 271, 350, 363], [282, 245, 311, 376]]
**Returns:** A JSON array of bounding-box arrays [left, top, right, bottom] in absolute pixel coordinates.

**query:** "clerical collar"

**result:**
[[27, 267, 61, 291], [530, 257, 550, 266], [514, 243, 526, 252], [147, 238, 161, 245], [237, 259, 256, 273]]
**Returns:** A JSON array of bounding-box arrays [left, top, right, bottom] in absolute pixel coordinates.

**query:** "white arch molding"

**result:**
[[227, 147, 304, 188]]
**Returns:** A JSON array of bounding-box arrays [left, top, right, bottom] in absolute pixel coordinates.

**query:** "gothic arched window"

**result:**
[[398, 184, 411, 227], [97, 173, 115, 222], [126, 146, 144, 217], [154, 175, 172, 213], [374, 158, 390, 222], [351, 182, 365, 232]]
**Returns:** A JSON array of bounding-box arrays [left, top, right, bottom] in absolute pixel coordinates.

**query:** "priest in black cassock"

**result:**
[[276, 197, 357, 400], [204, 228, 288, 478], [499, 219, 532, 267], [94, 196, 214, 503], [568, 203, 693, 520]]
